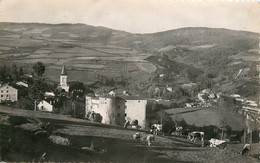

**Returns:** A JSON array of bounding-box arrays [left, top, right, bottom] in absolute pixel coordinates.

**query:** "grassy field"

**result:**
[[0, 106, 258, 162], [164, 107, 245, 130]]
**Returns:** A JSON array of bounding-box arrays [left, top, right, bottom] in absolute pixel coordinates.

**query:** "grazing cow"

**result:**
[[175, 126, 183, 136], [133, 132, 141, 140], [188, 132, 204, 142], [241, 144, 251, 155], [146, 134, 155, 146], [209, 138, 227, 149], [151, 124, 163, 135], [188, 131, 204, 146]]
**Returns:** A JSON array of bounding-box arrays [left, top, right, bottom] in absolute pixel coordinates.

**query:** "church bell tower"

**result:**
[[59, 65, 69, 92]]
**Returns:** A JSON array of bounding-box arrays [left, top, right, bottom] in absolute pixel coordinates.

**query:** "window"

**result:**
[[6, 95, 8, 97], [1, 95, 3, 97], [117, 113, 120, 117], [6, 90, 8, 93], [1, 90, 3, 93], [6, 87, 8, 89]]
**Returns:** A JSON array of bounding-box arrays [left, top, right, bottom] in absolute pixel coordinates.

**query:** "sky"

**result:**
[[0, 0, 259, 34]]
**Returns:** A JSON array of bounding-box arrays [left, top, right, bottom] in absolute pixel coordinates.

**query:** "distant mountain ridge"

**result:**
[[0, 22, 258, 99]]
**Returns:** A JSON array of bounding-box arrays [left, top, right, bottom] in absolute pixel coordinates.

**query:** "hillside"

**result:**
[[0, 106, 258, 162], [0, 23, 258, 99]]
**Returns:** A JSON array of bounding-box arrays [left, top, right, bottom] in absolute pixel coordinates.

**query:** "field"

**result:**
[[0, 106, 258, 162], [0, 23, 259, 101], [164, 107, 245, 130]]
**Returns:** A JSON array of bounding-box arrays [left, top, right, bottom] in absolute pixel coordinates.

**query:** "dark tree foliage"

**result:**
[[69, 81, 86, 99], [10, 63, 19, 82], [19, 67, 24, 77], [0, 65, 11, 82], [32, 62, 45, 78], [18, 96, 34, 110], [29, 79, 47, 101]]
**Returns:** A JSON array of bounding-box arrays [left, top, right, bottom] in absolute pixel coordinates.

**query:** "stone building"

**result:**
[[85, 96, 126, 126], [123, 96, 148, 129]]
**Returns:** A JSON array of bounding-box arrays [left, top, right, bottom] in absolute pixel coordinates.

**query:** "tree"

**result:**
[[18, 96, 34, 110], [10, 63, 18, 81], [19, 67, 24, 77], [69, 81, 86, 99], [32, 62, 45, 78], [29, 79, 46, 102]]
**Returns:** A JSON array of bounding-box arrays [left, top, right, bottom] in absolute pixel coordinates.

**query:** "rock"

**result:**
[[48, 135, 70, 146]]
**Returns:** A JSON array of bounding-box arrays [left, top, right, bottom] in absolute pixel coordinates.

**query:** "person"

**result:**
[[147, 134, 155, 146], [124, 120, 130, 128], [241, 144, 251, 155]]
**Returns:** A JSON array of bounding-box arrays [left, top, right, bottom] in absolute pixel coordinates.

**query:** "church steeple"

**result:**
[[58, 65, 69, 92], [61, 65, 67, 75]]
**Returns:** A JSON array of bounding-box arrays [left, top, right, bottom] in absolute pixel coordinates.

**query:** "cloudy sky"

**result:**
[[0, 0, 258, 33]]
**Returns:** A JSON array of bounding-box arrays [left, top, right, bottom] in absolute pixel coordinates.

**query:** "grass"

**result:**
[[164, 107, 245, 130], [0, 105, 258, 162]]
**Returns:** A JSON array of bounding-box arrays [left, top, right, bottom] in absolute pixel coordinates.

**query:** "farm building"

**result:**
[[38, 99, 54, 112], [0, 83, 18, 103], [85, 96, 126, 126]]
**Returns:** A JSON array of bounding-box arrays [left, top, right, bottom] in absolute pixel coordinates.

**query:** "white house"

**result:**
[[108, 90, 116, 96], [166, 86, 173, 92], [16, 81, 28, 88], [0, 83, 18, 102], [45, 92, 55, 97], [38, 100, 54, 112]]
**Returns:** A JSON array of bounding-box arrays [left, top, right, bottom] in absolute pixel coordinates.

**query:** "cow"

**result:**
[[209, 138, 227, 149], [188, 131, 204, 146], [175, 126, 183, 136], [133, 132, 141, 140], [150, 124, 163, 135]]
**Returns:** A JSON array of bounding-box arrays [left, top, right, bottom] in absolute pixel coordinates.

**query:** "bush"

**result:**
[[87, 111, 103, 123]]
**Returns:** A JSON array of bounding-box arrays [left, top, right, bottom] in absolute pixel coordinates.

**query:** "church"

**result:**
[[57, 65, 70, 92]]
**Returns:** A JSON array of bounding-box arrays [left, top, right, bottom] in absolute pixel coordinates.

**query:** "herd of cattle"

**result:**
[[134, 123, 246, 151]]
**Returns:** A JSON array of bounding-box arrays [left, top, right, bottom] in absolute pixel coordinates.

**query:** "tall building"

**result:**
[[124, 97, 147, 130], [85, 96, 126, 126], [85, 95, 148, 129], [58, 65, 69, 92]]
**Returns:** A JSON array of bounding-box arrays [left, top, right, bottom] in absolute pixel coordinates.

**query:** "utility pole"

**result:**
[[34, 100, 37, 111]]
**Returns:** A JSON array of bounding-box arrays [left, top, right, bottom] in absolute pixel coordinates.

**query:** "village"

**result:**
[[0, 61, 259, 158], [0, 0, 260, 161]]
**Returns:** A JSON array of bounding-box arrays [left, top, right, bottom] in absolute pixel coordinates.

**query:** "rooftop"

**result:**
[[61, 65, 67, 75]]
